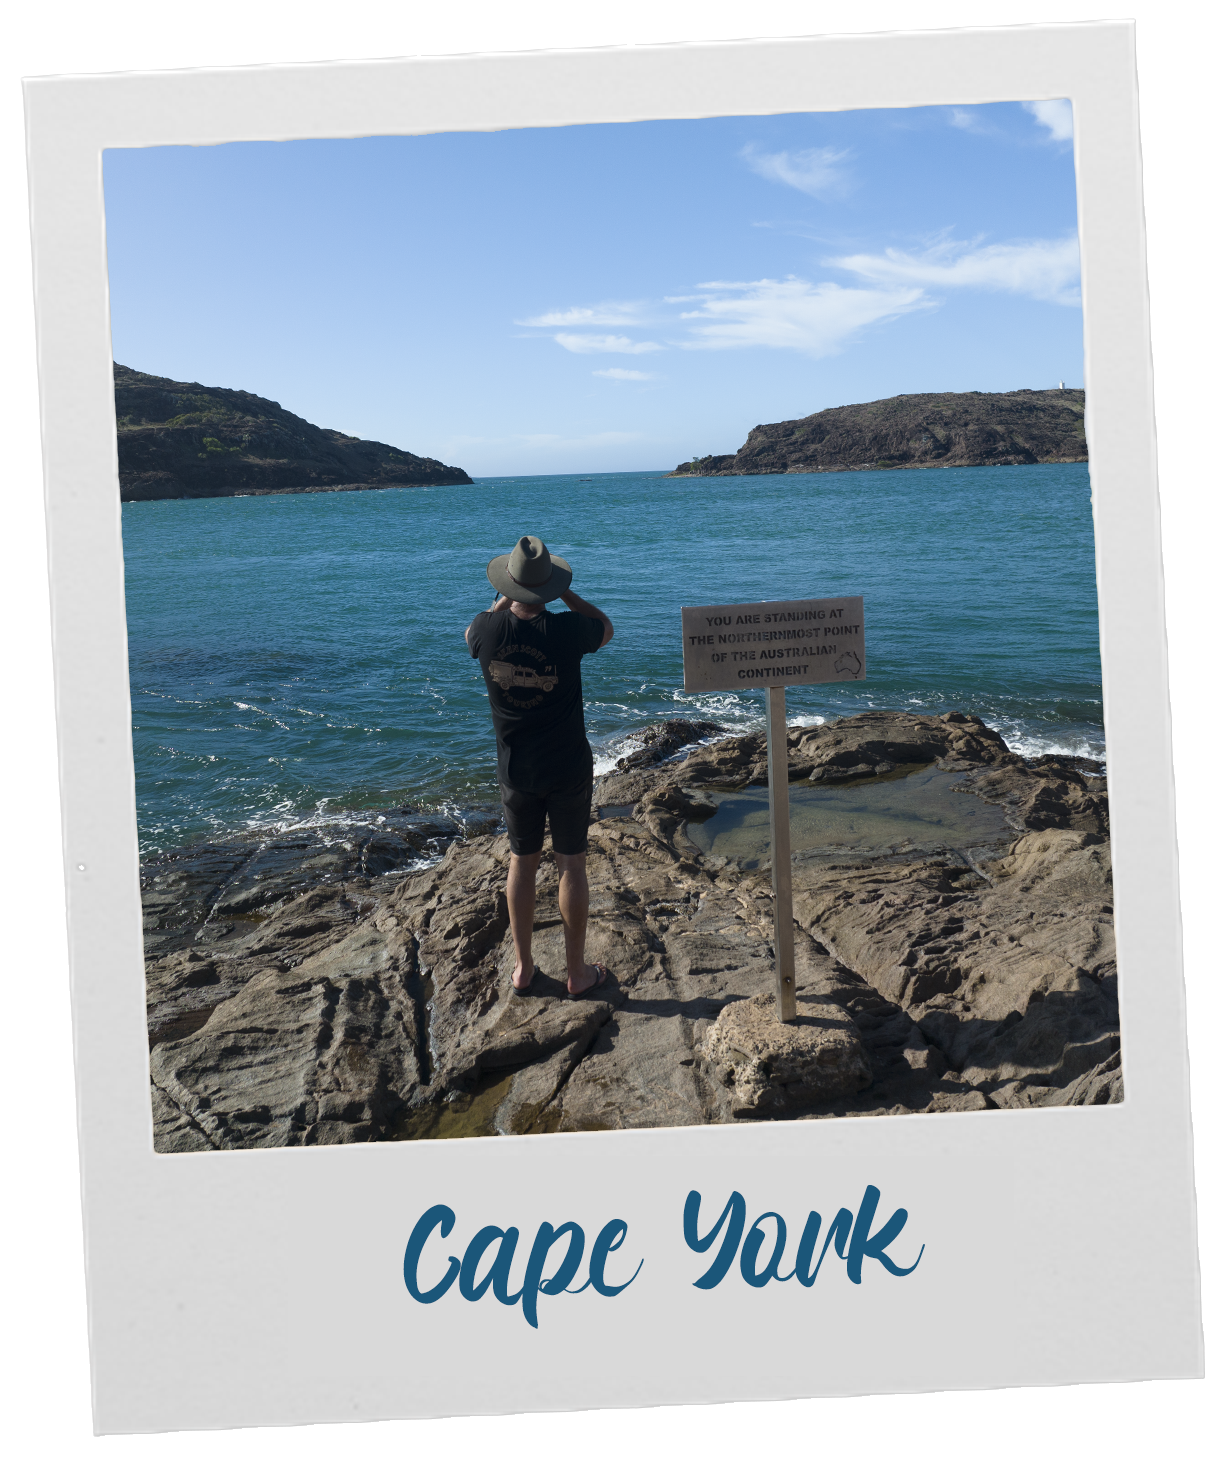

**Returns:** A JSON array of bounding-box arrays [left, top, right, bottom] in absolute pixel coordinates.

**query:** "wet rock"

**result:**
[[595, 719, 726, 810], [1024, 752, 1105, 776], [592, 767, 670, 809], [211, 839, 359, 917], [139, 811, 490, 957], [140, 843, 253, 957], [702, 993, 872, 1116], [614, 718, 726, 772], [968, 763, 1109, 837]]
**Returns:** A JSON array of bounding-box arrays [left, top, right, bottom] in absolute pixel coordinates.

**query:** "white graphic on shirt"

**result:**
[[489, 660, 559, 694]]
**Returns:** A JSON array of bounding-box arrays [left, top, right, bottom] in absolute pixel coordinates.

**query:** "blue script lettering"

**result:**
[[404, 1206, 643, 1328], [521, 1221, 585, 1328], [403, 1204, 460, 1302], [589, 1218, 643, 1297], [683, 1188, 745, 1289], [740, 1211, 795, 1288], [796, 1207, 853, 1286], [684, 1187, 923, 1288], [458, 1225, 523, 1306], [846, 1184, 923, 1284]]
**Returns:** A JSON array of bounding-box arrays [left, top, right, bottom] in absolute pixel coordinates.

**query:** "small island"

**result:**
[[114, 364, 473, 501], [670, 388, 1087, 476]]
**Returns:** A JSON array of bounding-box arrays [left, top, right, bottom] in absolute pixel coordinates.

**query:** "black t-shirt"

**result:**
[[467, 607, 605, 794]]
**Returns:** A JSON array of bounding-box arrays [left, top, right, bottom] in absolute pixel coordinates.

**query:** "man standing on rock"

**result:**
[[465, 534, 615, 997]]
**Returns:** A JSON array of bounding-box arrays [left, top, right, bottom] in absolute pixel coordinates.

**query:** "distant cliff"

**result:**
[[669, 389, 1087, 477], [114, 364, 472, 501]]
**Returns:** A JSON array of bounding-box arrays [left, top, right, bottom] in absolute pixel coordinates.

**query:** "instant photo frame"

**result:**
[[25, 22, 1202, 1433]]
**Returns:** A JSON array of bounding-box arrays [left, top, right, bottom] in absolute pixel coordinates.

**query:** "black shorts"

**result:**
[[500, 778, 592, 856]]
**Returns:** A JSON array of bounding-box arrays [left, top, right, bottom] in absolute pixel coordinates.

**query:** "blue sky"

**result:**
[[103, 100, 1080, 476]]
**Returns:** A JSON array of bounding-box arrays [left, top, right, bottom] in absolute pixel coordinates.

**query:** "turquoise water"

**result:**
[[121, 464, 1102, 855]]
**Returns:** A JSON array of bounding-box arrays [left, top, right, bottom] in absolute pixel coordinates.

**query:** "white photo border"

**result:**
[[25, 22, 1202, 1434]]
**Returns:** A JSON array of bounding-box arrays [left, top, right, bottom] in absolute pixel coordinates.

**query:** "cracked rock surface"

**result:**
[[143, 711, 1120, 1150]]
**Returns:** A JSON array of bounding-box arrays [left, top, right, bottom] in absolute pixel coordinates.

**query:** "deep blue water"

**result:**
[[121, 464, 1103, 855]]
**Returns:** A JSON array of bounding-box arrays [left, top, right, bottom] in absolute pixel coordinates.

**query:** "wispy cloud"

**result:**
[[673, 277, 930, 356], [829, 235, 1081, 306], [553, 333, 664, 355], [738, 143, 851, 198], [1021, 99, 1073, 142], [523, 230, 1078, 369], [516, 302, 647, 328]]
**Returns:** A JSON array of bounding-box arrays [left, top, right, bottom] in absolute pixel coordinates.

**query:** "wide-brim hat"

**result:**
[[487, 534, 573, 605]]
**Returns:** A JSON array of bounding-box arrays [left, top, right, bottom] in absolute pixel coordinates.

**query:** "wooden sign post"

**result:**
[[764, 682, 796, 1021], [680, 596, 866, 1024]]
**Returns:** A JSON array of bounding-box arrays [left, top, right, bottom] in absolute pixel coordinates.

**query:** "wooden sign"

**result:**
[[680, 595, 867, 1025], [680, 596, 865, 694]]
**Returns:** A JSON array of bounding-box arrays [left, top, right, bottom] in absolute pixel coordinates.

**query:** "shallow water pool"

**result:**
[[686, 764, 1014, 869]]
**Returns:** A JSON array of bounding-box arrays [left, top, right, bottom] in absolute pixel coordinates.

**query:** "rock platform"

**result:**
[[141, 711, 1120, 1151]]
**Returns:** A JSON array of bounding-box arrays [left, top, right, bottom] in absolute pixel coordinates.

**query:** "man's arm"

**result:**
[[560, 587, 614, 647]]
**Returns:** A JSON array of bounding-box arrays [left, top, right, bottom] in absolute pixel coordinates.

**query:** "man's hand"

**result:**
[[560, 587, 614, 647]]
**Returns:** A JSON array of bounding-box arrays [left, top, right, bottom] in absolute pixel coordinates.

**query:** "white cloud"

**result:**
[[516, 302, 647, 328], [738, 143, 851, 198], [553, 333, 663, 355], [593, 367, 654, 380], [1022, 99, 1073, 142], [948, 107, 1002, 136], [673, 277, 930, 356], [829, 235, 1081, 306]]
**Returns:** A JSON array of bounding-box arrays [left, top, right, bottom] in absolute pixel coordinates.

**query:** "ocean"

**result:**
[[121, 463, 1103, 857]]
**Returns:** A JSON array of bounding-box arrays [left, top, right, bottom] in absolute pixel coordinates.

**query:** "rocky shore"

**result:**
[[142, 711, 1119, 1152]]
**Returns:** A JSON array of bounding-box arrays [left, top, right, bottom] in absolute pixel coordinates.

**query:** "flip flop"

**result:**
[[510, 965, 540, 996], [568, 963, 611, 999]]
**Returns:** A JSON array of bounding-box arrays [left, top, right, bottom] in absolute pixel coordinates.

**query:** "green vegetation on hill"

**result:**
[[670, 389, 1087, 477], [114, 364, 472, 501]]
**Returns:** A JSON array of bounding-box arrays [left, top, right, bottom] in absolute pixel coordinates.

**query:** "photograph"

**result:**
[[21, 14, 1212, 1437], [108, 98, 1121, 1153]]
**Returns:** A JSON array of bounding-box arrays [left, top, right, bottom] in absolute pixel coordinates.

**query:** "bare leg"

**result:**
[[506, 851, 541, 990], [555, 851, 602, 994]]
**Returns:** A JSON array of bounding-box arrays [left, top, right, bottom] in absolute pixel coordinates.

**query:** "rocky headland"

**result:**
[[115, 364, 472, 501], [669, 388, 1087, 477], [142, 711, 1119, 1152]]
